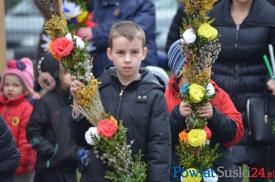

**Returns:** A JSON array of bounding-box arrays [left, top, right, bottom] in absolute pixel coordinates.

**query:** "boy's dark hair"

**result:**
[[108, 21, 146, 47]]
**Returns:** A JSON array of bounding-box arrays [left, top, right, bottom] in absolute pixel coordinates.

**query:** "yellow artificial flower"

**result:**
[[77, 11, 88, 23], [198, 23, 218, 40], [189, 84, 205, 103], [181, 168, 202, 182], [188, 129, 206, 147]]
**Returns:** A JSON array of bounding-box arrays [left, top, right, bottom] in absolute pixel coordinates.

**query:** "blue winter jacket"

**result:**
[[90, 0, 158, 77]]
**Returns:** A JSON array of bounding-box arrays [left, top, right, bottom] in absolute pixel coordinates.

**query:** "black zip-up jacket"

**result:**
[[210, 0, 275, 126], [0, 116, 19, 182], [26, 90, 79, 170], [71, 66, 171, 182], [210, 0, 275, 165]]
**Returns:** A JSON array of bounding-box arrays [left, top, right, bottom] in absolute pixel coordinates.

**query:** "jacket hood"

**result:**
[[98, 66, 165, 92]]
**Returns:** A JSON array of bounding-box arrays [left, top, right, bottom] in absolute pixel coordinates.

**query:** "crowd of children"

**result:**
[[1, 18, 275, 182]]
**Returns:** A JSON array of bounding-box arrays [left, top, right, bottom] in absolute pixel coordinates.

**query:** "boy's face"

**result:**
[[107, 36, 148, 84], [3, 74, 24, 100]]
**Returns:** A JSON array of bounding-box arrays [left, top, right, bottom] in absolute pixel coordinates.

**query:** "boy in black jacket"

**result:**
[[70, 21, 171, 182], [0, 116, 20, 182]]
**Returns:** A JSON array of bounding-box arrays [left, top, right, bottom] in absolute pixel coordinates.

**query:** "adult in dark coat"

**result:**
[[71, 66, 171, 182], [0, 116, 20, 182], [166, 0, 275, 180], [210, 0, 275, 172], [77, 0, 158, 77]]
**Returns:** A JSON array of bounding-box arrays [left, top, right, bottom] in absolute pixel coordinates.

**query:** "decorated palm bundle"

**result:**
[[33, 0, 104, 125], [176, 0, 222, 182]]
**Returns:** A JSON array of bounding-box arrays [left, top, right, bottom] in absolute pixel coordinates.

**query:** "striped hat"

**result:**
[[168, 39, 185, 77]]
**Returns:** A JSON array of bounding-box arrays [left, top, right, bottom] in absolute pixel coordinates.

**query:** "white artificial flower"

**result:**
[[206, 83, 215, 97], [65, 33, 73, 40], [40, 33, 51, 52], [182, 28, 197, 44], [63, 0, 81, 20], [75, 36, 85, 49], [85, 127, 100, 145], [203, 169, 218, 182], [65, 33, 85, 49]]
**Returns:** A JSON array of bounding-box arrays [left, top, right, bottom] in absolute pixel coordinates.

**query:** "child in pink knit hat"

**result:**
[[0, 58, 36, 182], [0, 58, 36, 97]]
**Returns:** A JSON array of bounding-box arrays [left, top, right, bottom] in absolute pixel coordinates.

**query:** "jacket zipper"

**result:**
[[232, 25, 240, 100], [234, 25, 240, 48], [115, 86, 125, 119]]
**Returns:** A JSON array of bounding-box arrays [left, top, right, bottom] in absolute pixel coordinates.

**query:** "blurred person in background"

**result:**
[[77, 0, 158, 78], [0, 58, 37, 182], [26, 56, 79, 182], [0, 116, 20, 182]]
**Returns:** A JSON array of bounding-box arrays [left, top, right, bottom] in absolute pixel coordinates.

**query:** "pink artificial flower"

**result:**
[[51, 37, 74, 59], [97, 119, 118, 139]]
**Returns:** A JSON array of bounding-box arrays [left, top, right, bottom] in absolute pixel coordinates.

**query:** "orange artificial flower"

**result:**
[[179, 130, 188, 143]]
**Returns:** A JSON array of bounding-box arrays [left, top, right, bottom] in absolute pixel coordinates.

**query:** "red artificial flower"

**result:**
[[51, 37, 74, 59], [7, 60, 17, 69], [85, 12, 97, 28], [97, 119, 118, 139], [205, 126, 212, 140]]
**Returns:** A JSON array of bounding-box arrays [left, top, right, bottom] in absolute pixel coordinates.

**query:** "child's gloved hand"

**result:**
[[77, 148, 90, 167], [85, 127, 100, 145]]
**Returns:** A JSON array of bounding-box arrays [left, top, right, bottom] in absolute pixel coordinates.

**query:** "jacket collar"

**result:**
[[0, 93, 26, 105], [211, 0, 275, 26], [209, 0, 233, 25], [51, 89, 72, 106], [99, 65, 165, 91], [245, 0, 275, 26]]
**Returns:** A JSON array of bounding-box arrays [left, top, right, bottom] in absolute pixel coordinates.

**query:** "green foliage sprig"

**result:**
[[176, 142, 220, 170], [93, 122, 147, 182]]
